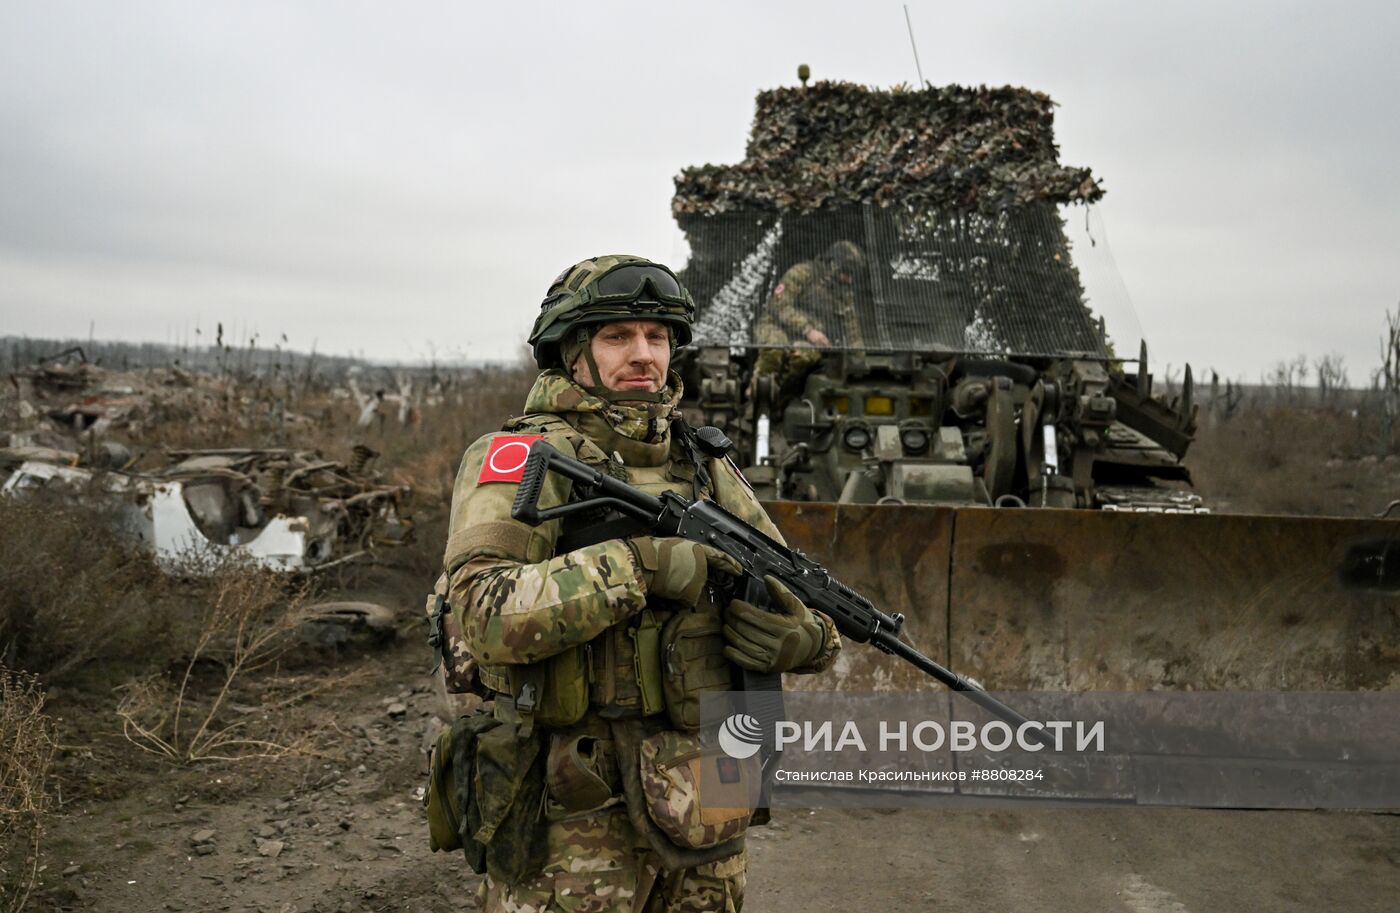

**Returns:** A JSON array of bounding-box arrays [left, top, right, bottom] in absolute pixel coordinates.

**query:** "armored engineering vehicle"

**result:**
[[678, 260, 1201, 512], [673, 81, 1199, 512], [662, 79, 1400, 768]]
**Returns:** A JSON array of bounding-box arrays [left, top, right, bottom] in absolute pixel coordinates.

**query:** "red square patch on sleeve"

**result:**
[[477, 434, 543, 484]]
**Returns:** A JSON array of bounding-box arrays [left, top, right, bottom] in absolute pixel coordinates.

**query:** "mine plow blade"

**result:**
[[765, 503, 1400, 694], [763, 502, 956, 693]]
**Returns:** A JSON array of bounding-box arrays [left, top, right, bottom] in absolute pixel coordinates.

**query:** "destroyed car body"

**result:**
[[0, 447, 411, 573], [3, 349, 413, 573]]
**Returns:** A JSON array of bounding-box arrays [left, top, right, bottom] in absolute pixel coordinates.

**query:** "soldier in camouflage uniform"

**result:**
[[756, 239, 867, 349], [442, 255, 841, 912], [753, 240, 867, 391]]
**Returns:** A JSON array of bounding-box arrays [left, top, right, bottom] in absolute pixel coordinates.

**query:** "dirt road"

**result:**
[[39, 755, 1400, 913], [32, 573, 1399, 913], [749, 804, 1399, 912]]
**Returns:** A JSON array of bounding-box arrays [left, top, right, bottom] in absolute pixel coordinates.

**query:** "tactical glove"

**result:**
[[627, 536, 742, 607], [722, 575, 827, 674]]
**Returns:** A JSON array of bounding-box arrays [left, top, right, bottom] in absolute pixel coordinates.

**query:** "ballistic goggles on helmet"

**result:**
[[529, 255, 696, 370], [575, 263, 689, 307]]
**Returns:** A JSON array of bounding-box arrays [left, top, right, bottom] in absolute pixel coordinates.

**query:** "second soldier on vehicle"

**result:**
[[755, 239, 866, 350], [753, 239, 867, 392]]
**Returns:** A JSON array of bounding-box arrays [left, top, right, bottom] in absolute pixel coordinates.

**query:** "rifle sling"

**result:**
[[554, 514, 652, 554], [554, 419, 712, 553]]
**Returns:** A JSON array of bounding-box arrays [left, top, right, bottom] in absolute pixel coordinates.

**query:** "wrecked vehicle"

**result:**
[[1, 445, 411, 573], [3, 350, 413, 572]]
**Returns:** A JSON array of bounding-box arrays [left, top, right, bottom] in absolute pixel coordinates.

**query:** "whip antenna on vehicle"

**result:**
[[903, 5, 926, 87]]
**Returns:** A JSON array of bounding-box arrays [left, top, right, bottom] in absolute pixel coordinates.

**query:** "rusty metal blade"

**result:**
[[766, 503, 1400, 693]]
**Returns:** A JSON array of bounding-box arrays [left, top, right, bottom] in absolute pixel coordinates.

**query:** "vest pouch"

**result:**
[[630, 609, 665, 717], [423, 708, 501, 869], [425, 723, 461, 852], [535, 645, 590, 727], [638, 730, 759, 850], [473, 717, 548, 885], [545, 733, 619, 815], [660, 609, 732, 730], [486, 645, 589, 728]]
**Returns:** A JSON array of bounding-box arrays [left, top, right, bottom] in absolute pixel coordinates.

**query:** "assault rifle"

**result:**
[[510, 439, 1047, 745]]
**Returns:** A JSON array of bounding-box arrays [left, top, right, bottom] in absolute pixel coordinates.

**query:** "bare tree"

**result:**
[[1208, 369, 1219, 428], [1265, 354, 1309, 404], [1206, 369, 1245, 427], [1378, 306, 1400, 454], [1313, 353, 1349, 407], [1224, 378, 1244, 422], [1161, 363, 1182, 399]]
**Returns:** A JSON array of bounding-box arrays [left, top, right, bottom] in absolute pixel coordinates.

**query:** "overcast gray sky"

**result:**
[[1, 0, 1395, 382]]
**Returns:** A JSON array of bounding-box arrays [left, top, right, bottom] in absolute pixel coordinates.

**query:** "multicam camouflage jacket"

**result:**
[[753, 260, 863, 350], [442, 369, 840, 681]]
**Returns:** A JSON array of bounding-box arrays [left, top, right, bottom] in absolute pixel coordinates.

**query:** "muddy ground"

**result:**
[[29, 563, 1400, 913]]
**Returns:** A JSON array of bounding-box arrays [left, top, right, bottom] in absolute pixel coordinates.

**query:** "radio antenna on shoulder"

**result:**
[[903, 4, 926, 87]]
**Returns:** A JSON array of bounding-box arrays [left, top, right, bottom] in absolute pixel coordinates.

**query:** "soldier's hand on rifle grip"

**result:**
[[626, 536, 742, 608], [722, 575, 827, 674]]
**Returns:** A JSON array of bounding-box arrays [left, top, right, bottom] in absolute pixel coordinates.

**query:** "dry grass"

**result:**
[[0, 670, 56, 913], [115, 566, 323, 763], [1190, 393, 1397, 517], [0, 496, 187, 683], [344, 364, 538, 507]]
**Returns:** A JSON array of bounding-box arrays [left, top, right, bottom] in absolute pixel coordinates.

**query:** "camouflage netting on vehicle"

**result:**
[[674, 81, 1117, 358], [681, 202, 1112, 358], [672, 82, 1102, 219]]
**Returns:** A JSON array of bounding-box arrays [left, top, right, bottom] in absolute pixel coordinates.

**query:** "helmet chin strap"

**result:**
[[573, 326, 665, 404]]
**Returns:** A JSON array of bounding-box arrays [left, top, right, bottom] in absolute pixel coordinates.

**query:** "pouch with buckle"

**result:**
[[659, 609, 732, 730], [471, 716, 547, 884], [638, 730, 758, 850]]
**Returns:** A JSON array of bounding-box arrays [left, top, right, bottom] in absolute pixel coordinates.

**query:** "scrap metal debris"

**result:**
[[2, 446, 411, 573], [158, 446, 411, 565], [295, 601, 398, 647], [2, 353, 413, 573]]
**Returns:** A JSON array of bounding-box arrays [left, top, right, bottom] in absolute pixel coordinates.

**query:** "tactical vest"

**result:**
[[474, 412, 728, 730]]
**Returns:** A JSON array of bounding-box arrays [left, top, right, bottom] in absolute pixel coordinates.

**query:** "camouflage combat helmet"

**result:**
[[823, 240, 866, 274], [528, 254, 696, 400]]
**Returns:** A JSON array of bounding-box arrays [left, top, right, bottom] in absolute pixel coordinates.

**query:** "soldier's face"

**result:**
[[573, 319, 670, 394]]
